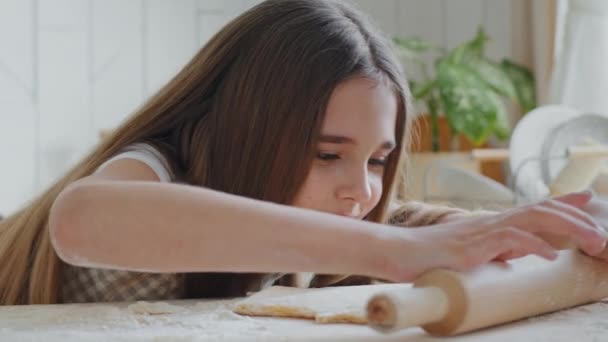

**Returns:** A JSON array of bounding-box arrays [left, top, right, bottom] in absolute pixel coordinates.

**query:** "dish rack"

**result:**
[[421, 112, 608, 209], [422, 146, 608, 210]]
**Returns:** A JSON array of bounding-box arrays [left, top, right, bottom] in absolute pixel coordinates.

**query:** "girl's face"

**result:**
[[292, 77, 397, 219]]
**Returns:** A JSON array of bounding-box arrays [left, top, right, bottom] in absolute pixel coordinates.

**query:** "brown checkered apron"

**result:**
[[61, 264, 185, 303]]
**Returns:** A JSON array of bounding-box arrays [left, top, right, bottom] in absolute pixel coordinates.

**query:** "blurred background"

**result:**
[[1, 0, 606, 216]]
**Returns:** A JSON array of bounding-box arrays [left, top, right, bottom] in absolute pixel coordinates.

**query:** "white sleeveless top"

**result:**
[[96, 143, 174, 182], [61, 143, 185, 303]]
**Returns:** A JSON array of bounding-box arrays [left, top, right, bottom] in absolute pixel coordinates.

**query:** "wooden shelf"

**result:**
[[410, 114, 506, 185]]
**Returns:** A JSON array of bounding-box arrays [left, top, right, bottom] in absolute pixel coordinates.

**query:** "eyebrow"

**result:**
[[318, 134, 396, 150]]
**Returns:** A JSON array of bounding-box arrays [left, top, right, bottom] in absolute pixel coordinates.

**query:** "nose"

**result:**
[[336, 165, 373, 203]]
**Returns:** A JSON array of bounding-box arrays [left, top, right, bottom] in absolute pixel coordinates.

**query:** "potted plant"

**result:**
[[393, 28, 536, 201], [394, 28, 536, 152]]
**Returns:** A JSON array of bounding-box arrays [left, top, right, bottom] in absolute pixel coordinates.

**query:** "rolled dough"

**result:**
[[232, 283, 410, 324]]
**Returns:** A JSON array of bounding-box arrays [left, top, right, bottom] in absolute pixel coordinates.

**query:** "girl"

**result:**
[[1, 0, 607, 305]]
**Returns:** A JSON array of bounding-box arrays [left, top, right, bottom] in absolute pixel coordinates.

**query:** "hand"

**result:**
[[382, 192, 608, 282], [441, 191, 608, 262], [579, 194, 608, 261]]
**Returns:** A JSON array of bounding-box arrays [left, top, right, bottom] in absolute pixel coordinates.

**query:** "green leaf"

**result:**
[[437, 60, 500, 145], [501, 60, 537, 112], [393, 37, 435, 53], [469, 58, 518, 100], [411, 79, 436, 100], [468, 27, 490, 56], [393, 37, 441, 74], [448, 44, 469, 64], [489, 92, 511, 140], [447, 27, 489, 64]]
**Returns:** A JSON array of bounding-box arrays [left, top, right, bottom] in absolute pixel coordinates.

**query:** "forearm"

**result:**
[[310, 201, 481, 287], [49, 180, 398, 279]]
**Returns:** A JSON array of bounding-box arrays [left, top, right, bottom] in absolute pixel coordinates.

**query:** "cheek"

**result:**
[[291, 167, 332, 209], [367, 173, 384, 210]]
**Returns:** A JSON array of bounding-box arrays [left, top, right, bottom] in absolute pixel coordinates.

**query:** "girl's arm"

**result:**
[[49, 159, 404, 280], [50, 159, 608, 284]]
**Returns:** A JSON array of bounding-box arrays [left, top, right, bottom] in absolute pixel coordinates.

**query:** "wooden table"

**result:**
[[1, 296, 608, 341]]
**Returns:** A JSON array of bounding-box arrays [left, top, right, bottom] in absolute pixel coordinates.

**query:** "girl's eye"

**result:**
[[369, 158, 387, 166], [317, 152, 339, 161]]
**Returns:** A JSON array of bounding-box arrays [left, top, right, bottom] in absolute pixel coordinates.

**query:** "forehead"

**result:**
[[322, 77, 397, 137]]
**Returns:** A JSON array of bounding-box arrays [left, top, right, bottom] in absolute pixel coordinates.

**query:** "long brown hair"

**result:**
[[0, 0, 412, 304]]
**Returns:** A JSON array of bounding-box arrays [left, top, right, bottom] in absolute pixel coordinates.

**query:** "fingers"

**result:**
[[450, 227, 557, 272], [590, 246, 608, 262], [553, 191, 594, 208], [505, 204, 607, 256], [544, 198, 602, 233], [542, 199, 608, 253], [484, 228, 558, 261]]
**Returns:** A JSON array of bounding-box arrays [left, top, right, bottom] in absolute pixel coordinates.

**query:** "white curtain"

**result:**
[[508, 0, 558, 118], [549, 0, 608, 115]]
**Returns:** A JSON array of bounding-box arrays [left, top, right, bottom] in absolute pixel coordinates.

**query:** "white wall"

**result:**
[[0, 0, 514, 215]]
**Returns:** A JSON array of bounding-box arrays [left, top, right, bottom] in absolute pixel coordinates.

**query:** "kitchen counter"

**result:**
[[1, 296, 608, 341]]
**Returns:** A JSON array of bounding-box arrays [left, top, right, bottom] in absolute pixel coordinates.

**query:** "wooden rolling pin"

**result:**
[[366, 249, 608, 336]]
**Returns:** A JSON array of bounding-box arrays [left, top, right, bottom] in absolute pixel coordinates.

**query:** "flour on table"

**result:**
[[1, 300, 273, 341], [3, 297, 608, 341], [519, 300, 608, 341], [127, 301, 186, 315]]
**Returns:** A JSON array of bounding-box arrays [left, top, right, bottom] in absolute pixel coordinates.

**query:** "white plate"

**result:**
[[509, 105, 581, 202]]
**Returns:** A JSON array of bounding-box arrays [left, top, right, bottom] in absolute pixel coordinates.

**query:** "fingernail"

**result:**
[[596, 226, 608, 240], [589, 239, 607, 256]]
